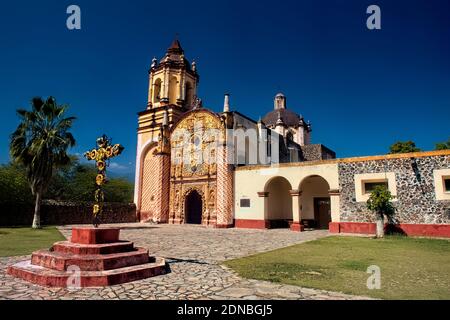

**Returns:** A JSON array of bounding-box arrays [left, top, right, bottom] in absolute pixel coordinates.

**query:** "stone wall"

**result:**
[[0, 200, 137, 226], [338, 154, 450, 224], [300, 144, 336, 161]]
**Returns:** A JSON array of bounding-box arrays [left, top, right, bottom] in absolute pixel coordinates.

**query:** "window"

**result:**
[[185, 83, 193, 107], [433, 169, 450, 200], [354, 172, 397, 202], [444, 177, 450, 193], [193, 136, 201, 147], [363, 181, 388, 194], [169, 76, 178, 104], [286, 131, 293, 141], [153, 79, 162, 103], [240, 199, 250, 207]]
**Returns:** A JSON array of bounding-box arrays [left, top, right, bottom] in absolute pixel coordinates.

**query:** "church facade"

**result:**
[[134, 40, 450, 237]]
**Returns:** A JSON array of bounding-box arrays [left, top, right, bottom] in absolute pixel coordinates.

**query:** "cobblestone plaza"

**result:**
[[0, 224, 370, 300]]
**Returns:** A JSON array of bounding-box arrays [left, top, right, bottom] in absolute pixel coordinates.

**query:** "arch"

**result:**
[[170, 109, 222, 134], [169, 76, 178, 104], [286, 131, 294, 142], [185, 82, 193, 107], [184, 189, 203, 224], [135, 140, 157, 210], [153, 78, 162, 104], [299, 175, 331, 229], [139, 143, 159, 221], [265, 176, 293, 228]]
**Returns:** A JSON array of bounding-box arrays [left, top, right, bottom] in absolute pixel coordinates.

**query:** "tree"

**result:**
[[435, 138, 450, 150], [104, 178, 134, 203], [46, 161, 134, 203], [366, 185, 396, 238], [0, 163, 33, 207], [59, 164, 98, 202], [389, 141, 421, 154], [45, 155, 80, 201], [10, 97, 76, 229]]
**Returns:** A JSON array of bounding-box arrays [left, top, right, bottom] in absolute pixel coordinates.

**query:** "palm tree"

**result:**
[[10, 97, 76, 229]]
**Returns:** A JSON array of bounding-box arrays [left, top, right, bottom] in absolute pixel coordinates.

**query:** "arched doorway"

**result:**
[[185, 190, 203, 224], [265, 177, 293, 228], [299, 175, 331, 229]]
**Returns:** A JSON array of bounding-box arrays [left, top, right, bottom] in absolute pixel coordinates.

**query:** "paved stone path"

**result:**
[[0, 224, 371, 300]]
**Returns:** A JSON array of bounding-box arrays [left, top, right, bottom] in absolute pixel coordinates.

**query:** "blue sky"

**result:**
[[0, 0, 449, 180]]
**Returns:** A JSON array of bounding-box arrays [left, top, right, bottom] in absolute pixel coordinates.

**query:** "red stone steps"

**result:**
[[52, 240, 135, 255], [7, 227, 167, 287], [31, 247, 152, 271], [7, 258, 166, 287]]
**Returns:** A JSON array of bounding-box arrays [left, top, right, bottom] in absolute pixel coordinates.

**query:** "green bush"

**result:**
[[0, 164, 33, 207]]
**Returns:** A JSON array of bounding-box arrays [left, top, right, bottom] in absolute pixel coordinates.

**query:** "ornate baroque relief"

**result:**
[[169, 111, 223, 225]]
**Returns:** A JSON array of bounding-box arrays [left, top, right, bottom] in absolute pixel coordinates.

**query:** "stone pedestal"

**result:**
[[71, 227, 120, 244], [7, 227, 166, 287]]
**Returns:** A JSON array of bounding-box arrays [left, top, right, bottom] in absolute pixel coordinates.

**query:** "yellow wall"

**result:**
[[234, 163, 339, 221]]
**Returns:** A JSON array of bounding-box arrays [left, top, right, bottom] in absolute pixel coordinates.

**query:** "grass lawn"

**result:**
[[224, 236, 450, 300], [0, 226, 65, 257]]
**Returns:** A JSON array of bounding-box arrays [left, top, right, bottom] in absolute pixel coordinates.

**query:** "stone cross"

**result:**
[[84, 134, 124, 227]]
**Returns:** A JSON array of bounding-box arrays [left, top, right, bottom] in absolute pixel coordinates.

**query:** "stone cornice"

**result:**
[[137, 105, 187, 117]]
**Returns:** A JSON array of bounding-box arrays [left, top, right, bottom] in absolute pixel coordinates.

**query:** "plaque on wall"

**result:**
[[240, 199, 250, 207]]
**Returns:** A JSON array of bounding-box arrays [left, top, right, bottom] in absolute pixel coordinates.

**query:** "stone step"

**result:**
[[31, 247, 152, 271], [7, 257, 167, 287], [52, 241, 135, 255]]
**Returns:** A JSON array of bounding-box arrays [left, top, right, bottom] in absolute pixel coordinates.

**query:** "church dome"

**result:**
[[262, 108, 301, 127], [263, 93, 304, 127]]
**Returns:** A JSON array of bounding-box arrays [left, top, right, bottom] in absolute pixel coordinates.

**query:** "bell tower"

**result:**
[[147, 38, 199, 113], [135, 38, 199, 222]]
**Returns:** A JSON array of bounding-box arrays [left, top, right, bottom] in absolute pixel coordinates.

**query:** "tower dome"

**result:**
[[263, 93, 299, 127], [146, 37, 199, 109], [262, 93, 312, 146]]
